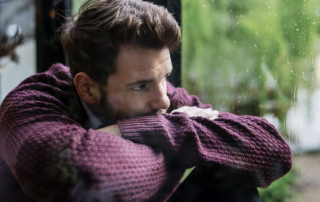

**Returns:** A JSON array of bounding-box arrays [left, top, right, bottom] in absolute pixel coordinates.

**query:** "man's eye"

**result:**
[[132, 84, 146, 91]]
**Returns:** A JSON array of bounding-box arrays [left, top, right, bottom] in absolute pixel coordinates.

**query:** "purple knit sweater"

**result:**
[[0, 64, 292, 202]]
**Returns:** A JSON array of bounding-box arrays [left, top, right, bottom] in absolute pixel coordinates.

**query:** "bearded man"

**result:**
[[0, 0, 292, 201]]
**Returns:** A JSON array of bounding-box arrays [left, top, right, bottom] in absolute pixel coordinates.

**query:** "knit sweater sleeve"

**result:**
[[119, 82, 292, 188], [0, 65, 180, 202]]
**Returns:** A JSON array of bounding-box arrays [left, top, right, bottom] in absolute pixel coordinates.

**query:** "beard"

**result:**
[[96, 88, 165, 126]]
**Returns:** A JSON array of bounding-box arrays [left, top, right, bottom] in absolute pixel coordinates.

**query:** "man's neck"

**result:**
[[80, 100, 104, 129]]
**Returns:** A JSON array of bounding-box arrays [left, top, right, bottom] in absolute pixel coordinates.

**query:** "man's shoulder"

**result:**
[[5, 63, 73, 98], [0, 63, 86, 125], [46, 63, 72, 78], [24, 63, 72, 86]]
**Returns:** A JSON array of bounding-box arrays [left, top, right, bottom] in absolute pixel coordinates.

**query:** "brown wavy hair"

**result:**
[[60, 0, 181, 84]]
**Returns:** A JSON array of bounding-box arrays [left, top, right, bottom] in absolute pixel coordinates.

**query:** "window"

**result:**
[[0, 0, 36, 102]]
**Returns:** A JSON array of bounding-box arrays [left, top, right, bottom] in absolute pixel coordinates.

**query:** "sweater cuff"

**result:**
[[118, 115, 166, 142]]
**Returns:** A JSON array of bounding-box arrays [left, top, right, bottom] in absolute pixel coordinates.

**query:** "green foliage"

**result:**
[[258, 166, 297, 202], [182, 0, 319, 134], [72, 0, 86, 13], [182, 1, 312, 200]]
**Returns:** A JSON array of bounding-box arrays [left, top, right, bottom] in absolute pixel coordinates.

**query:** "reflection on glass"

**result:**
[[182, 0, 320, 201]]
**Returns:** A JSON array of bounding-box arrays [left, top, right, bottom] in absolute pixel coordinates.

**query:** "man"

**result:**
[[0, 0, 292, 201]]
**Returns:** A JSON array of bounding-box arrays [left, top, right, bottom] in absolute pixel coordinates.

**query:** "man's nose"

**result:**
[[149, 84, 170, 110]]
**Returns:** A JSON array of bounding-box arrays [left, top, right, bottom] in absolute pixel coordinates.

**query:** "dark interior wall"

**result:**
[[35, 0, 71, 73]]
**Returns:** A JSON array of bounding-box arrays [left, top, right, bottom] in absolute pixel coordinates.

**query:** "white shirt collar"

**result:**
[[80, 99, 104, 129]]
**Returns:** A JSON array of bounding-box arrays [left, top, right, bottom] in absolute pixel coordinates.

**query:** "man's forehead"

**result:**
[[106, 45, 172, 90], [115, 45, 172, 76]]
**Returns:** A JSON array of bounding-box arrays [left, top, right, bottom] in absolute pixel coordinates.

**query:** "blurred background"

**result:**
[[1, 0, 320, 201]]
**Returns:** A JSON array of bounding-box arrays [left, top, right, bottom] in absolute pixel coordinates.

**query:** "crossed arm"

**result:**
[[98, 106, 220, 137], [0, 69, 292, 201]]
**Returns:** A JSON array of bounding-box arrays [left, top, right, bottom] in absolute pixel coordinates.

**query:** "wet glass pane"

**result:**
[[0, 0, 36, 102], [182, 0, 320, 201], [73, 0, 86, 13]]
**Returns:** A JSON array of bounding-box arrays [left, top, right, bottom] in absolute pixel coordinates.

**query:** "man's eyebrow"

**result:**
[[126, 79, 154, 88]]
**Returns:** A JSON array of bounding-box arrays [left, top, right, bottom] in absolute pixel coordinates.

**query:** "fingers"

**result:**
[[171, 106, 219, 120], [96, 124, 122, 137]]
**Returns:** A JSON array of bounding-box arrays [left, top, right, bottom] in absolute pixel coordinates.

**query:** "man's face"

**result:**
[[98, 45, 172, 124]]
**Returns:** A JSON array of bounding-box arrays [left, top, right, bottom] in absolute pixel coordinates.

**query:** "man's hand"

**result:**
[[171, 106, 219, 120], [96, 124, 122, 137]]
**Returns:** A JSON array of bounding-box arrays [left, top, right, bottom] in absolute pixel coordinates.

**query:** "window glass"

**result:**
[[0, 0, 36, 102], [182, 0, 319, 150], [182, 0, 320, 200], [73, 0, 86, 13]]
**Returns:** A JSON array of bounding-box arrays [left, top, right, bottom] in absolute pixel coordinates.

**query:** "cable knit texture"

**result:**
[[0, 64, 292, 202]]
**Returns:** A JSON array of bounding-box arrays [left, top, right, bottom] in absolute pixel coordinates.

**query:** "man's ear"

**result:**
[[74, 72, 101, 105]]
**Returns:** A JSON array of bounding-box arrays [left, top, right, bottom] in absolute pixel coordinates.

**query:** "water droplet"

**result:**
[[287, 61, 290, 64], [296, 29, 299, 31], [254, 44, 257, 47], [295, 23, 298, 26], [203, 4, 206, 7]]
